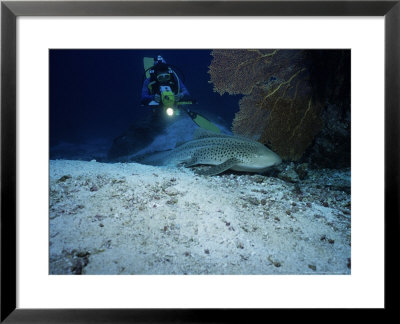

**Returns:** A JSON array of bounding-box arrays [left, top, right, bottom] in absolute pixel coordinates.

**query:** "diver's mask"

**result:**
[[156, 73, 171, 83]]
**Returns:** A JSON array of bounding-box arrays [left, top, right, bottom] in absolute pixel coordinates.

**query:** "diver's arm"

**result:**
[[140, 79, 155, 105]]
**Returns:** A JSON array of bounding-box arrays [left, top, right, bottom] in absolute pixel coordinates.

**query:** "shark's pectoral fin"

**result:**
[[195, 158, 240, 176], [180, 156, 198, 167]]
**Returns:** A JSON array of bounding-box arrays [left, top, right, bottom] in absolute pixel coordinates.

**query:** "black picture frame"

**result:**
[[1, 0, 398, 322]]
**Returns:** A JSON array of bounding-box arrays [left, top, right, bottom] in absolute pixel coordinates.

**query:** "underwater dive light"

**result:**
[[166, 107, 174, 116]]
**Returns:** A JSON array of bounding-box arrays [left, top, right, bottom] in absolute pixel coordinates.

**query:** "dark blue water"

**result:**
[[50, 49, 240, 159]]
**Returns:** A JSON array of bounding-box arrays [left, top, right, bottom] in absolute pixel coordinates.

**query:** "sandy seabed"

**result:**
[[49, 160, 351, 275]]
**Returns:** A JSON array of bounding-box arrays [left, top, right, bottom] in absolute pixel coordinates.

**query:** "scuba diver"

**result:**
[[141, 55, 191, 109], [140, 54, 220, 133]]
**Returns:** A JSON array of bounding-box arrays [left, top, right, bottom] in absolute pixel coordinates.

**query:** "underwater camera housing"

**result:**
[[159, 85, 180, 117], [147, 85, 179, 117], [160, 85, 174, 108]]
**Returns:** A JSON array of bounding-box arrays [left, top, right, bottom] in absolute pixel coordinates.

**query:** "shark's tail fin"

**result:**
[[129, 149, 173, 166]]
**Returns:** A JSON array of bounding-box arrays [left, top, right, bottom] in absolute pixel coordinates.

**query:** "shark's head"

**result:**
[[253, 145, 282, 168], [232, 142, 282, 173]]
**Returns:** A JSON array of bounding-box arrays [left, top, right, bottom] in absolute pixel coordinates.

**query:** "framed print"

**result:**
[[1, 0, 398, 322]]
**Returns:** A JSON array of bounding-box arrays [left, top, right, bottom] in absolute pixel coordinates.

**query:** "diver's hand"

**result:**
[[154, 94, 161, 103]]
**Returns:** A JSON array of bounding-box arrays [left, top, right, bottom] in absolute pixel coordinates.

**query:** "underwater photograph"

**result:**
[[49, 49, 351, 275]]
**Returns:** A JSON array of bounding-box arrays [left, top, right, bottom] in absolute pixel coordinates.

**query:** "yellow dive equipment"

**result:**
[[160, 86, 175, 108], [159, 85, 180, 116]]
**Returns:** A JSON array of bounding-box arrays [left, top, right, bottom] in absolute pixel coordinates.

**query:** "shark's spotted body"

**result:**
[[135, 129, 282, 176]]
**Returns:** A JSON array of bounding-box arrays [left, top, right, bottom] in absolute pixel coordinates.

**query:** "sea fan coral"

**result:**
[[208, 49, 278, 95], [209, 49, 323, 160]]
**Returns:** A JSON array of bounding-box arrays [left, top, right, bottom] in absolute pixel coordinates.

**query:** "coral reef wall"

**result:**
[[209, 49, 350, 165]]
